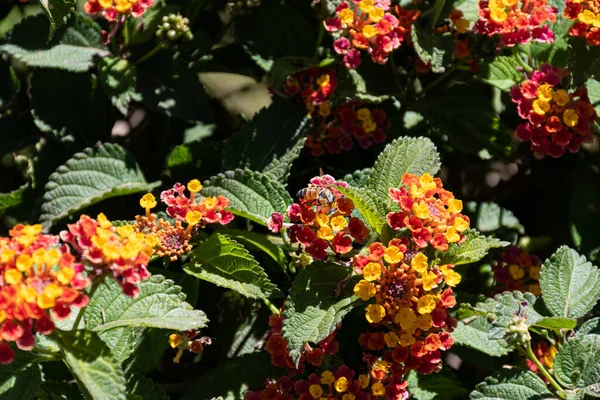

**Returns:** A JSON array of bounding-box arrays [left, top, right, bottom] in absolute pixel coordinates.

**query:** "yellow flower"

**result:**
[[334, 377, 349, 393], [365, 304, 386, 323], [362, 262, 382, 281], [317, 74, 330, 87], [447, 198, 463, 214], [103, 244, 121, 260], [317, 226, 335, 241], [186, 211, 203, 226], [32, 248, 45, 266], [369, 7, 384, 22], [140, 193, 157, 209], [413, 202, 430, 219], [16, 254, 33, 272], [309, 384, 323, 399], [56, 267, 75, 285], [372, 382, 386, 396], [532, 99, 550, 115], [339, 8, 355, 25], [97, 213, 113, 229], [419, 173, 437, 192], [187, 179, 202, 193], [508, 264, 525, 280], [0, 249, 15, 263], [315, 213, 330, 227], [528, 283, 541, 296], [342, 394, 355, 400], [145, 234, 159, 248], [421, 271, 438, 291], [358, 374, 369, 389], [383, 246, 403, 264], [362, 24, 378, 39], [44, 249, 60, 266], [321, 371, 335, 384], [363, 119, 377, 133], [489, 7, 507, 22], [579, 9, 597, 25], [354, 280, 376, 301], [394, 307, 417, 331], [204, 197, 218, 209], [416, 313, 433, 330], [359, 0, 374, 13], [443, 268, 461, 287], [445, 227, 460, 243], [453, 217, 469, 232], [116, 225, 135, 238], [553, 89, 570, 106], [529, 265, 541, 280], [411, 253, 428, 274], [537, 84, 554, 102], [384, 332, 400, 348], [4, 269, 21, 285], [331, 216, 347, 232], [169, 333, 181, 348], [417, 294, 436, 314], [563, 109, 579, 127], [398, 333, 416, 347]]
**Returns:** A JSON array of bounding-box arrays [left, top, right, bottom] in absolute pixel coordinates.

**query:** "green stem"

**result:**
[[430, 0, 447, 30], [71, 275, 105, 331], [513, 47, 533, 73], [33, 346, 60, 358], [517, 343, 566, 399], [314, 24, 325, 58], [263, 298, 280, 315], [135, 44, 164, 65], [421, 64, 458, 95]]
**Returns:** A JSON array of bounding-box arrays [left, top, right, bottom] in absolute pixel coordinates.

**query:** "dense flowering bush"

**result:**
[[2, 0, 600, 398]]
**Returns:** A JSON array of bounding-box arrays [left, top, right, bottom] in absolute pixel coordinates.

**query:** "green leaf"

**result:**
[[470, 368, 553, 399], [407, 370, 467, 400], [123, 330, 169, 375], [578, 318, 600, 336], [452, 319, 511, 357], [0, 363, 41, 400], [465, 202, 525, 234], [126, 375, 169, 400], [540, 246, 600, 319], [201, 169, 292, 226], [586, 78, 600, 116], [0, 44, 108, 72], [282, 262, 361, 364], [39, 0, 76, 38], [437, 229, 509, 266], [219, 228, 287, 268], [411, 27, 454, 74], [553, 334, 600, 388], [487, 291, 542, 340], [223, 99, 310, 184], [568, 38, 600, 86], [124, 0, 179, 46], [94, 327, 142, 364], [39, 380, 85, 400], [58, 330, 127, 400], [336, 186, 387, 235], [454, 0, 479, 26], [368, 137, 441, 202], [84, 274, 208, 333], [185, 233, 279, 300], [478, 56, 524, 91], [532, 317, 577, 330], [181, 352, 281, 400], [0, 185, 25, 217], [343, 168, 372, 187], [39, 143, 160, 225]]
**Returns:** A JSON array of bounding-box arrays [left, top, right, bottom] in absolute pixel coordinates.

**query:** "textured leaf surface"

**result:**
[[554, 334, 600, 388], [40, 0, 76, 37], [0, 186, 25, 217], [407, 370, 467, 400], [0, 44, 108, 72], [540, 246, 600, 319], [282, 262, 361, 364], [219, 228, 287, 268], [343, 168, 373, 187], [127, 375, 169, 400], [470, 368, 552, 399], [478, 56, 524, 90], [578, 318, 600, 336], [337, 186, 387, 235], [437, 229, 509, 266], [411, 27, 453, 73], [84, 275, 208, 332], [201, 169, 292, 226], [452, 319, 511, 357], [465, 202, 524, 234], [40, 143, 159, 225], [185, 233, 279, 299], [58, 330, 127, 400], [0, 363, 41, 400], [487, 292, 541, 340], [532, 317, 577, 330], [368, 137, 441, 202]]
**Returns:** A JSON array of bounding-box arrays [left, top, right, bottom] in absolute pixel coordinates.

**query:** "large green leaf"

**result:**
[[58, 330, 127, 400], [578, 318, 600, 336], [127, 375, 169, 400], [586, 78, 600, 121], [39, 0, 76, 38], [407, 370, 467, 400], [470, 368, 553, 399], [282, 262, 362, 364], [0, 359, 41, 400], [223, 98, 310, 184], [39, 143, 160, 225], [553, 334, 600, 389], [84, 275, 208, 332], [0, 185, 25, 217], [367, 137, 441, 202], [437, 229, 509, 266], [540, 246, 600, 319], [0, 44, 108, 72], [337, 186, 387, 236], [201, 169, 292, 226], [487, 292, 542, 340], [185, 233, 279, 300], [219, 228, 287, 268], [411, 27, 454, 73], [477, 56, 524, 91]]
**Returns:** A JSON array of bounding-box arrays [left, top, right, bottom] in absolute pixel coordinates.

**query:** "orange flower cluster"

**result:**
[[565, 0, 600, 45], [84, 0, 153, 21], [268, 174, 370, 260], [283, 67, 337, 109], [353, 241, 458, 378], [492, 245, 541, 296], [386, 173, 470, 251], [0, 225, 90, 364], [526, 340, 557, 375], [473, 0, 556, 46], [324, 0, 419, 69]]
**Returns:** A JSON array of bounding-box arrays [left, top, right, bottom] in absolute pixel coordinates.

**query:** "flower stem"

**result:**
[[71, 275, 105, 331], [136, 44, 164, 65], [263, 298, 280, 315], [314, 24, 325, 58], [513, 46, 533, 73], [517, 343, 566, 399]]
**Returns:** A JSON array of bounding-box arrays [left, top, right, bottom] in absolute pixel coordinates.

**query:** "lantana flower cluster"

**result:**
[[493, 245, 541, 296], [527, 340, 557, 375], [324, 0, 420, 69], [565, 0, 600, 45], [473, 0, 556, 46], [0, 225, 90, 364], [84, 0, 154, 21], [135, 180, 234, 261], [283, 68, 390, 156], [510, 64, 598, 158], [386, 173, 470, 251], [353, 241, 459, 378], [268, 174, 370, 260], [168, 329, 212, 364]]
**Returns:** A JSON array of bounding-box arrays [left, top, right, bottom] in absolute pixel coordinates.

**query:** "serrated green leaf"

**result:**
[[554, 334, 600, 388], [84, 274, 208, 333], [532, 317, 577, 330], [0, 185, 25, 217], [540, 246, 600, 319], [337, 186, 387, 235], [201, 169, 292, 226], [470, 368, 553, 399], [40, 143, 160, 225], [407, 370, 468, 400], [95, 327, 143, 364], [185, 233, 279, 299], [478, 56, 524, 91], [39, 380, 85, 400], [223, 99, 310, 184], [126, 375, 169, 400], [39, 0, 76, 38], [58, 330, 127, 400], [282, 262, 361, 364], [437, 229, 509, 266], [578, 318, 600, 336], [0, 363, 41, 400], [465, 202, 525, 234], [488, 291, 542, 340], [368, 137, 441, 202], [452, 319, 511, 357], [219, 228, 287, 268], [455, 0, 479, 26], [123, 330, 169, 375], [343, 168, 372, 187], [411, 27, 454, 74], [0, 44, 108, 72]]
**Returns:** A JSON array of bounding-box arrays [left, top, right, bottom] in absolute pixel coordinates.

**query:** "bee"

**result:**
[[296, 185, 336, 212]]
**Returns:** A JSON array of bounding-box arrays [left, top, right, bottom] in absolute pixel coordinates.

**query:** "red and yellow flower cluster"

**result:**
[[386, 173, 470, 251], [493, 245, 541, 296], [527, 340, 557, 375], [0, 225, 90, 364], [84, 0, 153, 21], [168, 329, 211, 364], [283, 68, 390, 157], [354, 242, 458, 377], [510, 64, 598, 158], [473, 0, 556, 47], [268, 174, 370, 260], [324, 0, 419, 69], [565, 0, 600, 45]]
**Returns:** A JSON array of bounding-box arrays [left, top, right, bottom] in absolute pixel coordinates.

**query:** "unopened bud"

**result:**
[[504, 316, 531, 346]]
